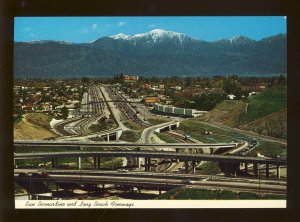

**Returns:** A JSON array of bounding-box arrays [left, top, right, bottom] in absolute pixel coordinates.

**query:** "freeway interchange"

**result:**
[[14, 84, 287, 200]]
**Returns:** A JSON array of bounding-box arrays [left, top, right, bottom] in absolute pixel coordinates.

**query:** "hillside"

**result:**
[[241, 108, 287, 139], [245, 84, 287, 123], [14, 31, 286, 77], [198, 100, 247, 127], [196, 84, 287, 139], [14, 113, 58, 140]]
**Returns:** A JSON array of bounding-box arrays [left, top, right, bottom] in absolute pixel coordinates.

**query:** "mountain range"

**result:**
[[14, 29, 287, 77]]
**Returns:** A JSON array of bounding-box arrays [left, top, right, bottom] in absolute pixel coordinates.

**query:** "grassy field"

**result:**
[[123, 120, 145, 131], [119, 130, 141, 142], [88, 120, 116, 132], [14, 113, 58, 140], [147, 118, 170, 125], [198, 100, 248, 127], [157, 187, 286, 200], [26, 113, 54, 129], [241, 109, 287, 139], [248, 140, 287, 158], [245, 84, 287, 123], [177, 120, 234, 143], [196, 161, 221, 175], [154, 132, 178, 143]]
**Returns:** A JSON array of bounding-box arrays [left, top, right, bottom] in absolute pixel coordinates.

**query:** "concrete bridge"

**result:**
[[14, 150, 286, 178]]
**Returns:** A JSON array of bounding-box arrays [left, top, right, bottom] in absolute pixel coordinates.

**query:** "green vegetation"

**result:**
[[16, 156, 123, 169], [174, 93, 226, 111], [14, 107, 24, 123], [14, 183, 26, 194], [199, 100, 248, 127], [61, 106, 69, 119], [123, 120, 144, 131], [89, 116, 115, 132], [245, 84, 287, 123], [241, 109, 287, 139], [26, 113, 53, 129], [148, 118, 169, 125], [119, 130, 141, 142], [178, 120, 234, 143], [248, 140, 287, 158], [197, 161, 221, 175], [89, 136, 105, 141], [155, 132, 177, 143], [157, 187, 286, 200]]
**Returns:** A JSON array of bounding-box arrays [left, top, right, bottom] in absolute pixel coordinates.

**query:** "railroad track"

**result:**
[[52, 85, 107, 136]]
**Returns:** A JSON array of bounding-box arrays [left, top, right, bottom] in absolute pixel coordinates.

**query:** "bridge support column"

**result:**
[[93, 157, 97, 169], [52, 157, 58, 168], [144, 158, 148, 171], [192, 161, 196, 174], [224, 163, 229, 176], [137, 157, 140, 168], [97, 157, 101, 169], [266, 163, 270, 178], [253, 163, 258, 178], [209, 148, 214, 154], [276, 165, 281, 179], [107, 135, 110, 142], [144, 158, 151, 171], [148, 158, 151, 171], [185, 161, 189, 174], [78, 157, 82, 170], [244, 163, 248, 175]]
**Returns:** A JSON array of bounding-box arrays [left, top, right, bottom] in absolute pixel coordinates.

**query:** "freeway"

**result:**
[[14, 150, 286, 165], [14, 172, 286, 195], [14, 169, 287, 186], [198, 121, 287, 146], [141, 120, 179, 143], [14, 140, 238, 149]]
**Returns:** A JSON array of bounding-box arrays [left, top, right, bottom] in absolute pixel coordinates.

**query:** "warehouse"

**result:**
[[153, 103, 206, 117]]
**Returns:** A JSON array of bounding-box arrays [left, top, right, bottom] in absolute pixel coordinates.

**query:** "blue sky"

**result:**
[[14, 16, 286, 43]]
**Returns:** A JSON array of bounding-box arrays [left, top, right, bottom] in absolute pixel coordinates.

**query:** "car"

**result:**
[[184, 135, 191, 140], [182, 179, 195, 184], [118, 169, 129, 172]]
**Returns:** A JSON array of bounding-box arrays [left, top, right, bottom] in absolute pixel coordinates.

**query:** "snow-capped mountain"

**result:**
[[109, 29, 192, 45], [229, 35, 255, 44], [109, 33, 129, 40], [14, 32, 286, 77]]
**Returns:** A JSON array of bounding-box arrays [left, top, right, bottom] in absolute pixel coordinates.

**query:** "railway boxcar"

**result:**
[[165, 106, 174, 114], [174, 108, 185, 115]]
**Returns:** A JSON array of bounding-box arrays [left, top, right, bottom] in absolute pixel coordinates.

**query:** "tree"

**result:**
[[223, 79, 243, 99], [61, 106, 69, 119]]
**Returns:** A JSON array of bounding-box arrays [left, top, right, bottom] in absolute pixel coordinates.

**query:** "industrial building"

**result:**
[[153, 103, 207, 117]]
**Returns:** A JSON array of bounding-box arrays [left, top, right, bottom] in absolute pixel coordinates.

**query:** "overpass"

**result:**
[[14, 140, 238, 149], [14, 171, 286, 196], [14, 150, 286, 178]]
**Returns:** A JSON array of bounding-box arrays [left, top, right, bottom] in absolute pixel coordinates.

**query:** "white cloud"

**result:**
[[29, 33, 36, 37], [23, 27, 31, 32], [148, 24, 156, 28], [79, 29, 88, 33], [117, 22, 126, 27], [92, 23, 98, 30]]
